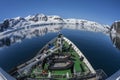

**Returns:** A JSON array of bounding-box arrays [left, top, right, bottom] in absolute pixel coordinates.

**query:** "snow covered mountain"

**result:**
[[0, 13, 109, 33], [110, 21, 120, 34]]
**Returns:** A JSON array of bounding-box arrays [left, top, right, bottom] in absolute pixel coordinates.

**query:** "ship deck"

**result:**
[[12, 35, 106, 80], [28, 39, 90, 80]]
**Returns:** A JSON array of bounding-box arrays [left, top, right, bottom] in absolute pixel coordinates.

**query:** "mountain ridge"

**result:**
[[0, 13, 110, 33]]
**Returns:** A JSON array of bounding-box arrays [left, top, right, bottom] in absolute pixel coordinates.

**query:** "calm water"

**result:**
[[0, 25, 120, 77]]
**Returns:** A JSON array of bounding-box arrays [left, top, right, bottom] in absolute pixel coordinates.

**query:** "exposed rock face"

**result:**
[[9, 17, 26, 27], [0, 19, 9, 32], [110, 21, 120, 34], [110, 21, 120, 50], [26, 14, 48, 22]]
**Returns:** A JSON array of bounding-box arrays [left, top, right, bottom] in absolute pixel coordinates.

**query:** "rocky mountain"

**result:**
[[0, 19, 9, 32], [110, 21, 120, 50], [110, 21, 120, 34], [0, 13, 109, 33]]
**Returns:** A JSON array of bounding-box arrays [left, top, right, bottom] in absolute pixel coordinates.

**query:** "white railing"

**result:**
[[63, 37, 96, 74], [29, 71, 96, 79], [17, 44, 61, 73]]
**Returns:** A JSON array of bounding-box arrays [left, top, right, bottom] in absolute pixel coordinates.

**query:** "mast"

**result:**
[[57, 33, 63, 52]]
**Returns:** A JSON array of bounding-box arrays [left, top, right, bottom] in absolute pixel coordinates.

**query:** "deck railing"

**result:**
[[63, 37, 96, 74], [26, 69, 107, 80], [28, 71, 97, 79]]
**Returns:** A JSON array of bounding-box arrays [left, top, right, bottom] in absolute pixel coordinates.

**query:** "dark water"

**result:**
[[0, 25, 120, 77]]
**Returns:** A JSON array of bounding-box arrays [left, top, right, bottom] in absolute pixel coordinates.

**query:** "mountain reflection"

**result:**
[[110, 32, 120, 50], [0, 25, 62, 47], [0, 24, 107, 48]]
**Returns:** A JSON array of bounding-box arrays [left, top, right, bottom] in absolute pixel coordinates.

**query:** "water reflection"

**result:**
[[0, 24, 107, 48], [0, 25, 62, 47], [110, 32, 120, 50]]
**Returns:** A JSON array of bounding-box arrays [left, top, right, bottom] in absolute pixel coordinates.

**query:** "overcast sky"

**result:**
[[0, 0, 120, 25]]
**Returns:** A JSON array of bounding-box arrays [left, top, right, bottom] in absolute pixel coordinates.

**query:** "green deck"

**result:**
[[27, 39, 90, 79], [15, 37, 91, 80]]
